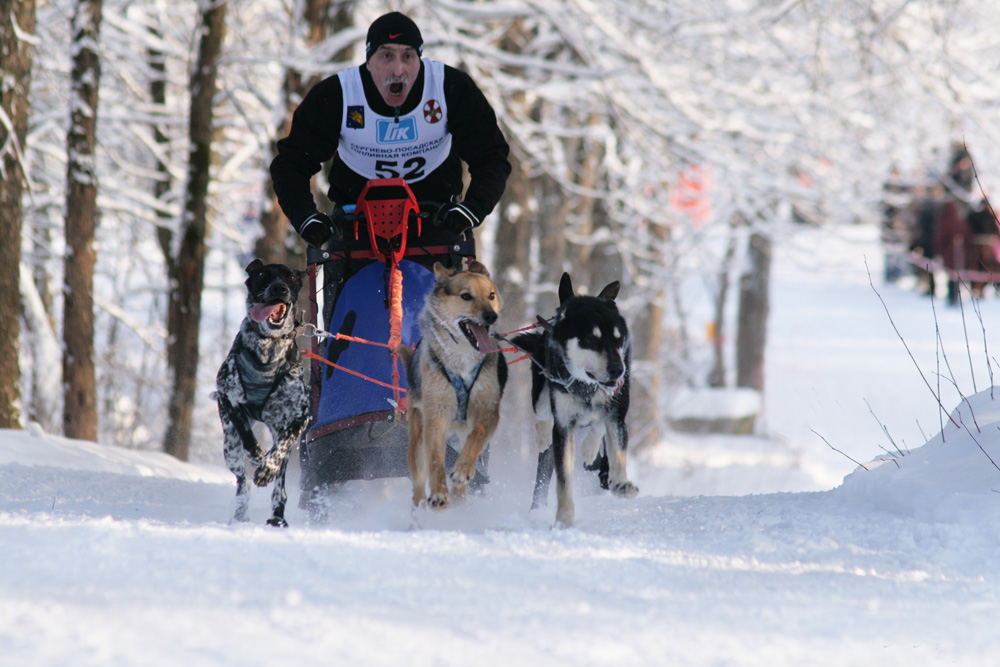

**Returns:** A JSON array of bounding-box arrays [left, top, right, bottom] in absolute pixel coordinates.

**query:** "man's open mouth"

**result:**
[[389, 82, 404, 96]]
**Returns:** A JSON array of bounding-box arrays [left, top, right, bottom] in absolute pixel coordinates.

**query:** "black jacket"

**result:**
[[270, 61, 511, 238]]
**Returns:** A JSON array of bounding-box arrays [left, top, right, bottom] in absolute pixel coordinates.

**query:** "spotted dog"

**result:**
[[215, 259, 310, 527], [397, 261, 508, 511], [512, 272, 638, 528]]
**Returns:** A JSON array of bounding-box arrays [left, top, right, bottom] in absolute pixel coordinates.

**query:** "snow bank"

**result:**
[[836, 388, 1000, 525], [0, 426, 231, 484], [666, 388, 761, 435]]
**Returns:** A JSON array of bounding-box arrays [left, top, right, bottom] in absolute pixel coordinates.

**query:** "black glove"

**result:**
[[298, 210, 345, 248], [434, 202, 479, 235]]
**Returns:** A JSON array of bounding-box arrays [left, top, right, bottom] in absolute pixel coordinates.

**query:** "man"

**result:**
[[270, 13, 509, 496], [270, 11, 511, 257]]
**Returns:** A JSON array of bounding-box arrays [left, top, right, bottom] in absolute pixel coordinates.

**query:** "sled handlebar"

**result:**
[[340, 201, 441, 225]]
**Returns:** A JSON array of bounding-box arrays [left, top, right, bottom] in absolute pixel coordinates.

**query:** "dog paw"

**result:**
[[428, 492, 450, 510], [611, 481, 639, 498], [449, 466, 474, 487], [266, 516, 289, 528], [554, 510, 575, 529], [450, 484, 468, 505]]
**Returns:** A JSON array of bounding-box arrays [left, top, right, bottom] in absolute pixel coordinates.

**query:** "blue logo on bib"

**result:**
[[376, 117, 417, 144]]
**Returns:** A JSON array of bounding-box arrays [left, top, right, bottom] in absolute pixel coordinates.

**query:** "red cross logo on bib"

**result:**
[[423, 99, 443, 124]]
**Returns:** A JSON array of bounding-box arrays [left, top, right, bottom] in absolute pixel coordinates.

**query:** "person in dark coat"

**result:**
[[934, 198, 972, 305], [910, 185, 941, 297], [270, 12, 510, 254], [269, 14, 511, 495], [967, 198, 1000, 295]]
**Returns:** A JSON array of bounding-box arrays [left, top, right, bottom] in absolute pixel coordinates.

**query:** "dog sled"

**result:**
[[299, 178, 488, 511]]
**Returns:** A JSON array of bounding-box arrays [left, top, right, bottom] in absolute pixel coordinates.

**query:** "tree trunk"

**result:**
[[0, 0, 37, 429], [257, 0, 349, 267], [709, 228, 739, 387], [569, 113, 615, 282], [162, 0, 227, 461], [635, 289, 664, 451], [490, 18, 534, 327], [634, 219, 670, 451], [736, 230, 772, 392], [493, 149, 533, 329], [148, 30, 172, 217], [62, 0, 103, 441], [536, 172, 569, 314], [491, 149, 536, 445]]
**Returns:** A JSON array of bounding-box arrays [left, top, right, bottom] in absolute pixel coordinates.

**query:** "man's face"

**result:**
[[366, 44, 421, 107]]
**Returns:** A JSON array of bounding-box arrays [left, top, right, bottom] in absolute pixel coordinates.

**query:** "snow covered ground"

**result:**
[[4, 223, 1000, 666]]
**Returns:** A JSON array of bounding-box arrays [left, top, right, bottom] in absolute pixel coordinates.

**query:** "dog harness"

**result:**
[[420, 342, 486, 423], [236, 347, 297, 420], [444, 359, 485, 423]]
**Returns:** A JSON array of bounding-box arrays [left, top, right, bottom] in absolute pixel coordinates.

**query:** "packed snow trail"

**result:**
[[4, 225, 1000, 665]]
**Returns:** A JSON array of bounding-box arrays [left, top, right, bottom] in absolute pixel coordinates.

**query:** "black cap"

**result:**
[[365, 12, 423, 60]]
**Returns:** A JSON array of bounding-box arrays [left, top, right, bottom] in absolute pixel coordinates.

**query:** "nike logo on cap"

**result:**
[[390, 32, 401, 39]]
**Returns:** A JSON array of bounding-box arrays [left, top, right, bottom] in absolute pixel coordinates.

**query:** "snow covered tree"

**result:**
[[736, 229, 770, 393], [4, 0, 997, 459], [162, 0, 227, 461], [62, 0, 103, 441], [256, 0, 356, 267], [0, 0, 37, 429]]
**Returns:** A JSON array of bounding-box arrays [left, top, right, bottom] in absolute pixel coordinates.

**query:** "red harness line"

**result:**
[[301, 321, 541, 396], [387, 261, 405, 411], [300, 347, 408, 394]]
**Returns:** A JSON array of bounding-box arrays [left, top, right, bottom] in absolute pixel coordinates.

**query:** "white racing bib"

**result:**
[[337, 60, 451, 183]]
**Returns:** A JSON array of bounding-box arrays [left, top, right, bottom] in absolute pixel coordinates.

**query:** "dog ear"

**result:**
[[432, 262, 454, 281], [597, 281, 620, 301], [467, 260, 490, 278], [558, 273, 574, 305], [245, 258, 264, 275]]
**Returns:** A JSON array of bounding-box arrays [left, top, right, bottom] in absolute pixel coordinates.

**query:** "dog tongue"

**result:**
[[251, 303, 282, 323], [470, 323, 500, 354]]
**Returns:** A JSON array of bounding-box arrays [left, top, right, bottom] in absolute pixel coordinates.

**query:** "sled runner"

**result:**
[[299, 179, 486, 511]]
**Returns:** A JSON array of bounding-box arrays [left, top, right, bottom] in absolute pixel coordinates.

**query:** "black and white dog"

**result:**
[[215, 259, 310, 527], [513, 273, 638, 527]]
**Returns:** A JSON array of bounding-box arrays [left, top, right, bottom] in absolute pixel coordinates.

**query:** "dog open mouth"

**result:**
[[459, 319, 500, 354], [250, 301, 289, 326]]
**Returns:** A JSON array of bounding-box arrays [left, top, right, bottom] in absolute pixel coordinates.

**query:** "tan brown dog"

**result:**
[[397, 261, 508, 510]]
